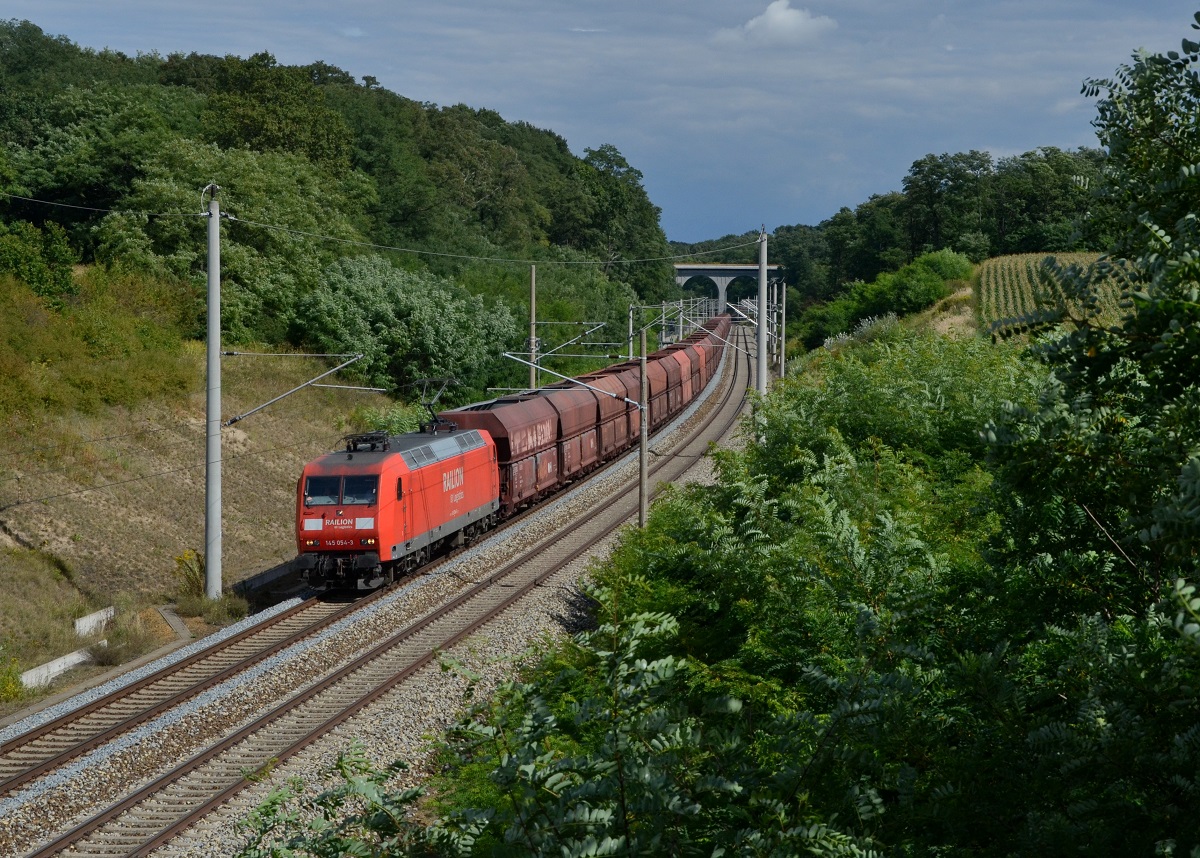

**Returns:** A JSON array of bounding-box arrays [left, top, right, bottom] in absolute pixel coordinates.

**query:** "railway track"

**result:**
[[0, 598, 358, 796], [3, 326, 754, 857]]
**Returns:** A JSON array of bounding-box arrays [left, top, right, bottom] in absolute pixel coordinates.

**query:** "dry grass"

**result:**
[[0, 548, 94, 667], [904, 284, 979, 339], [0, 340, 394, 680]]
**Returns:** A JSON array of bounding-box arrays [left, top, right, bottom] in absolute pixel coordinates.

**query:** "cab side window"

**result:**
[[396, 477, 403, 500]]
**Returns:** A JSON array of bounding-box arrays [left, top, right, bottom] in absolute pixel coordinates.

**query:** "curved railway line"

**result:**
[[0, 325, 755, 858]]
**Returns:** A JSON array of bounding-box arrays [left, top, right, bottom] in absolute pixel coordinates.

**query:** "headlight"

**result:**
[[361, 537, 377, 546], [304, 539, 320, 547]]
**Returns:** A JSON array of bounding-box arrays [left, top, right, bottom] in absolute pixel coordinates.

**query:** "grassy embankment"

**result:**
[[0, 267, 394, 707]]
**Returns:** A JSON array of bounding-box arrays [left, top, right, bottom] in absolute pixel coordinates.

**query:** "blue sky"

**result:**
[[9, 1, 1200, 242]]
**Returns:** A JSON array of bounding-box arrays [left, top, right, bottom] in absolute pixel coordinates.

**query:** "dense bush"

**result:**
[[0, 269, 194, 416], [289, 255, 519, 400], [793, 250, 970, 348], [0, 219, 76, 302]]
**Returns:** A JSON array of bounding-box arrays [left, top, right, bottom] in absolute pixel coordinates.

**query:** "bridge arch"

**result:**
[[673, 263, 783, 310], [679, 275, 719, 300]]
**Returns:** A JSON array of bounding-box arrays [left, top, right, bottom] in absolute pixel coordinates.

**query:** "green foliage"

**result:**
[[985, 18, 1200, 599], [711, 146, 1116, 310], [321, 84, 439, 245], [792, 251, 970, 348], [1084, 17, 1200, 263], [915, 247, 974, 281], [236, 742, 431, 858], [0, 646, 24, 703], [350, 402, 424, 436], [0, 268, 194, 417], [290, 255, 519, 399], [92, 137, 375, 342], [433, 603, 877, 857], [6, 81, 205, 254], [762, 326, 1042, 469], [0, 219, 76, 302], [575, 144, 673, 301], [202, 52, 353, 173], [0, 23, 678, 395]]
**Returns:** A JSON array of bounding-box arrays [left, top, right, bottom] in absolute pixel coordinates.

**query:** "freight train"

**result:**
[[294, 314, 732, 589]]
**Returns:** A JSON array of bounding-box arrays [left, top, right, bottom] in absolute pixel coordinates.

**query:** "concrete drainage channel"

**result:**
[[18, 605, 192, 691]]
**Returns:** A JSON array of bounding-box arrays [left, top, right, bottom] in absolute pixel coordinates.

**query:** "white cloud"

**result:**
[[715, 1, 837, 47]]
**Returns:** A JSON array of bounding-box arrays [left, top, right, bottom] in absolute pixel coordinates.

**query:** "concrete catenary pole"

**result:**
[[779, 279, 787, 374], [628, 304, 635, 361], [770, 281, 778, 370], [639, 327, 649, 527], [757, 228, 768, 395], [204, 185, 222, 600], [529, 265, 537, 390]]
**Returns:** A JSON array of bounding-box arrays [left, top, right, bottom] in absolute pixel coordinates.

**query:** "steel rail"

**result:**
[[19, 325, 752, 857]]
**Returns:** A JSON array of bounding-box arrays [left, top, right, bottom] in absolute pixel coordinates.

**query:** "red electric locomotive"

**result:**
[[294, 426, 499, 589]]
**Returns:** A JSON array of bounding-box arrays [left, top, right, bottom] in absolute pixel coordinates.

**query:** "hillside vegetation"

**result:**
[[236, 12, 1200, 856], [0, 18, 681, 688]]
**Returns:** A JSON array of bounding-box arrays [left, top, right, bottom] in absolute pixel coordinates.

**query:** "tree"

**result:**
[[290, 255, 518, 398], [1086, 23, 1200, 263], [203, 52, 354, 174], [0, 219, 76, 302], [847, 193, 909, 282], [7, 81, 205, 256], [578, 144, 673, 301], [990, 148, 1103, 253], [989, 12, 1200, 591], [321, 84, 439, 244], [901, 150, 992, 254], [91, 137, 375, 342]]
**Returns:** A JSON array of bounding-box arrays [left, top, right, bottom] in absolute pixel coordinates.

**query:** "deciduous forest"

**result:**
[[3, 11, 1200, 856]]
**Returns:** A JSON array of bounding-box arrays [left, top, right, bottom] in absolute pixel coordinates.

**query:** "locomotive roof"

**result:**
[[394, 428, 487, 470], [316, 428, 487, 471]]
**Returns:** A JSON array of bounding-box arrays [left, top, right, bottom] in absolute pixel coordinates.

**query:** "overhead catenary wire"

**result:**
[[0, 432, 349, 512], [0, 422, 194, 470], [222, 212, 761, 265], [0, 190, 762, 267], [0, 191, 204, 219]]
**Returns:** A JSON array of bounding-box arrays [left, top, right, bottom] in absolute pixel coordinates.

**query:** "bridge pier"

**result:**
[[673, 263, 783, 313]]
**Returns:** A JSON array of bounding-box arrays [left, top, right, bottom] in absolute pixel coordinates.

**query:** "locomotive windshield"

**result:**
[[304, 476, 341, 506], [303, 475, 378, 506], [342, 475, 379, 505]]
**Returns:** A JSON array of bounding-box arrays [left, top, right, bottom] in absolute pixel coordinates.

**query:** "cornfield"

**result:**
[[977, 252, 1126, 338]]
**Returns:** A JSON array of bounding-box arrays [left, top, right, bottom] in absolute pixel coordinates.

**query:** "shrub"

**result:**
[[175, 590, 249, 626], [890, 261, 951, 312], [914, 248, 974, 281], [350, 402, 423, 435], [0, 220, 77, 303], [173, 551, 249, 626], [0, 647, 24, 703], [793, 251, 969, 349], [173, 548, 205, 598]]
